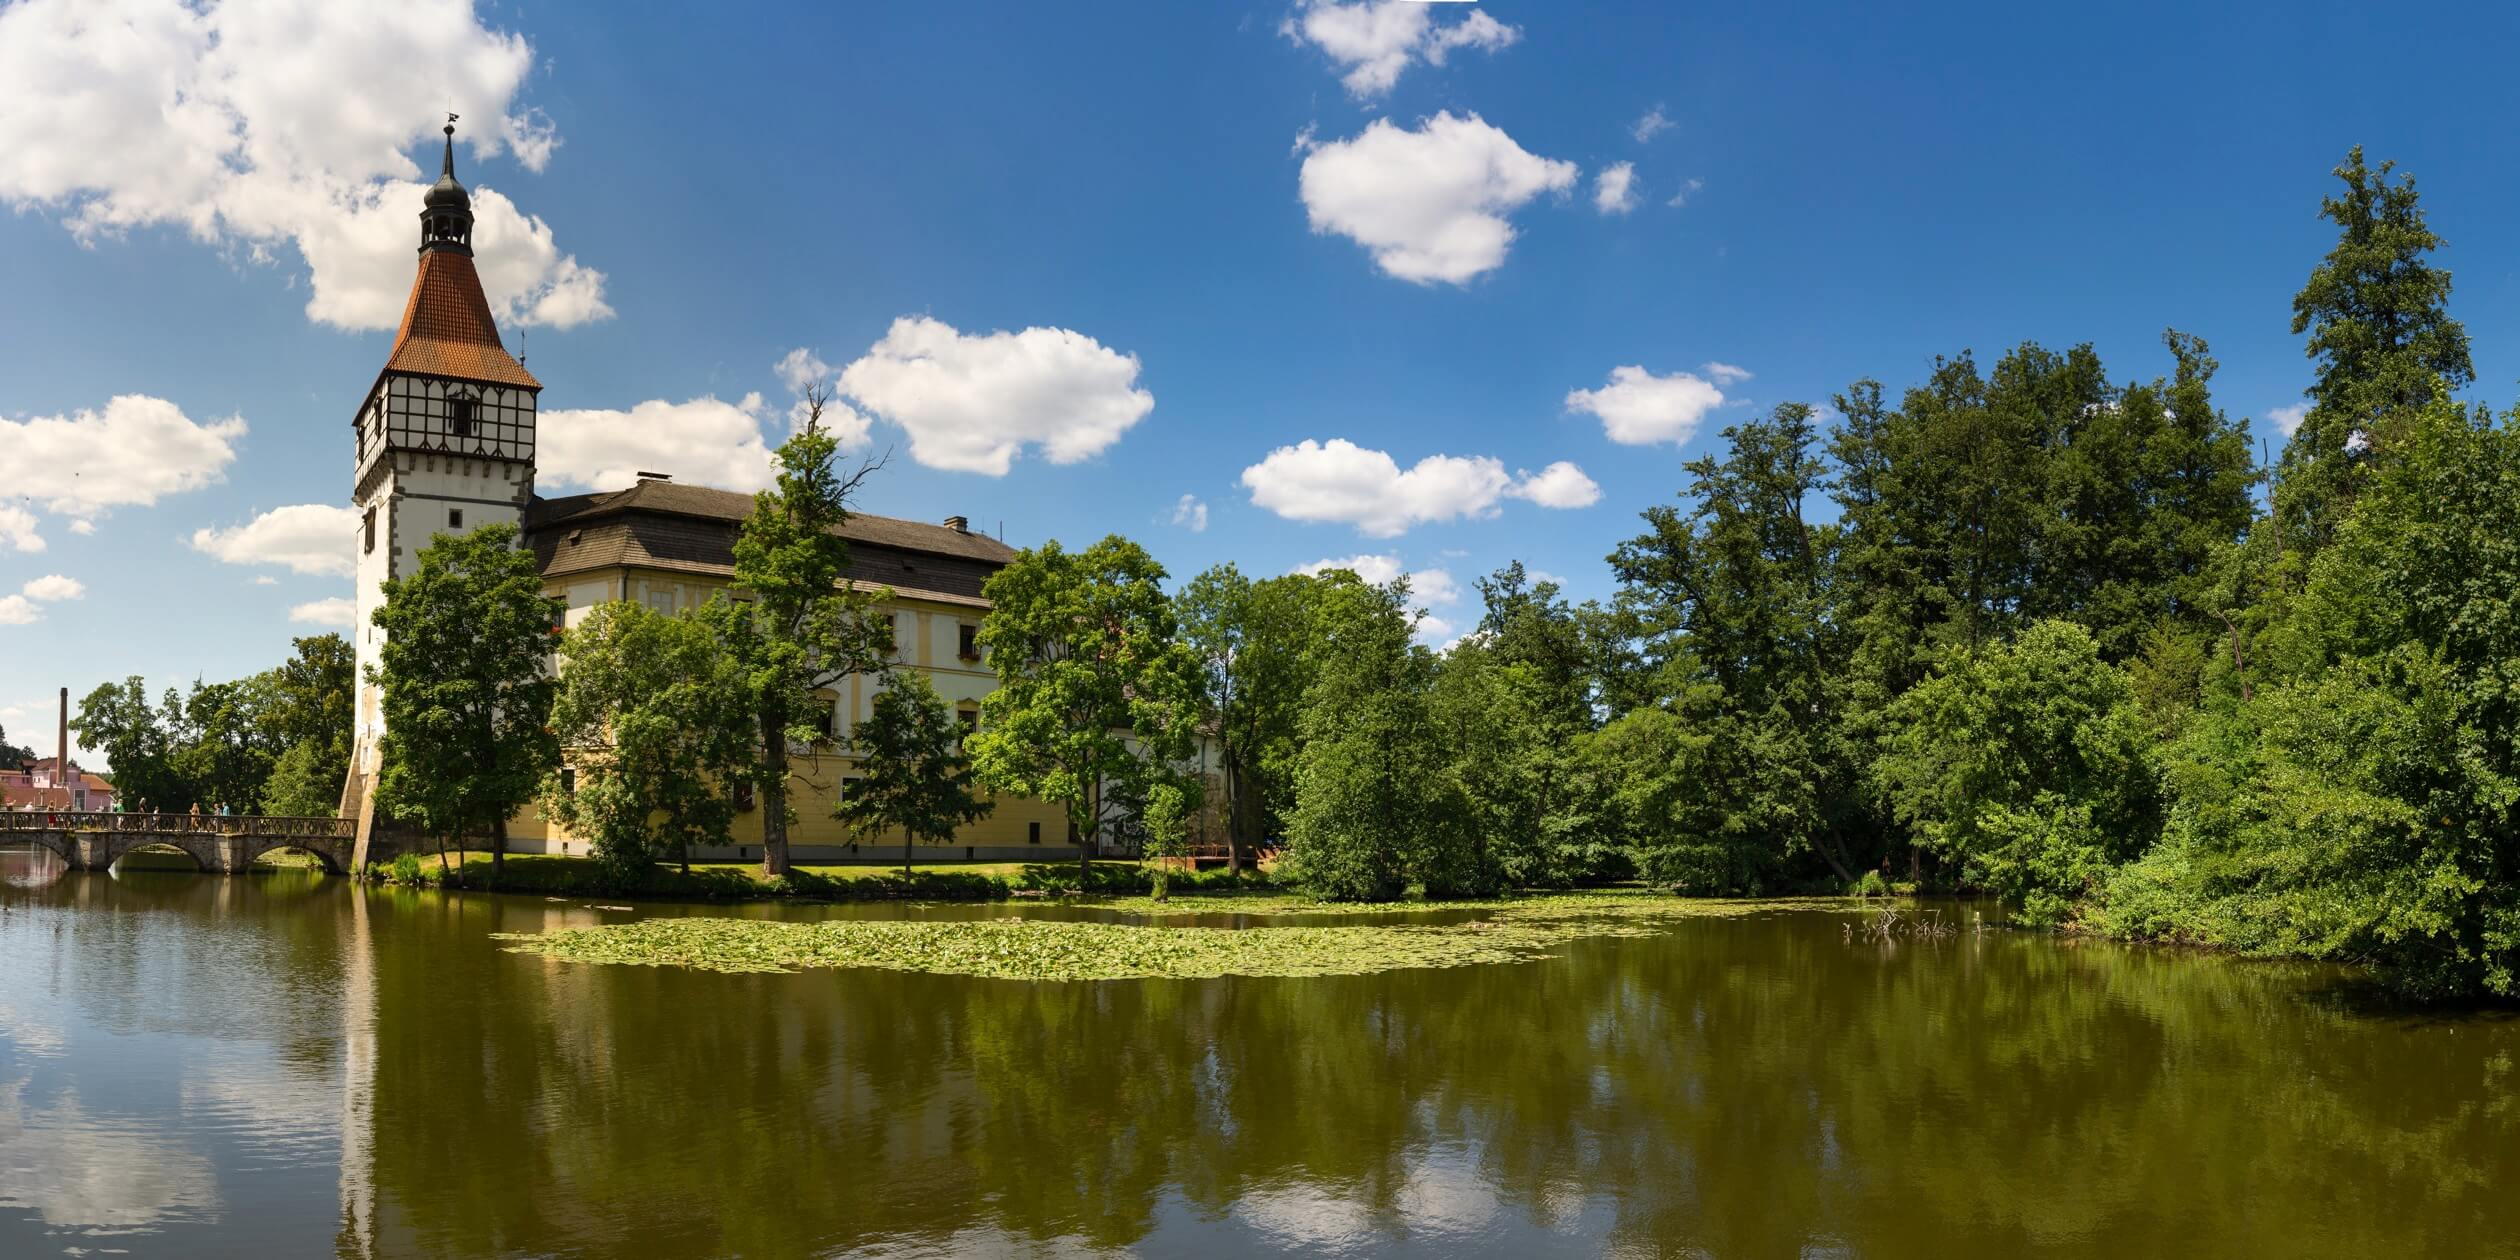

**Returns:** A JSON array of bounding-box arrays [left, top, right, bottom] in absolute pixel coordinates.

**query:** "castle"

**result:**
[[341, 125, 1072, 863]]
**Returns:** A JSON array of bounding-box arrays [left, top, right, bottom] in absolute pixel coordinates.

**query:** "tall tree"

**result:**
[[703, 390, 894, 877], [967, 535, 1202, 881], [1283, 573, 1467, 900], [169, 674, 282, 814], [545, 600, 755, 879], [835, 671, 995, 876], [2279, 146, 2473, 555], [371, 522, 561, 882], [1177, 564, 1320, 869], [1613, 402, 1861, 883], [71, 677, 182, 811], [261, 634, 355, 814]]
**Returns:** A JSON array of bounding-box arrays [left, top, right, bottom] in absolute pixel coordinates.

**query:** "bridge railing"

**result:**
[[0, 810, 353, 840]]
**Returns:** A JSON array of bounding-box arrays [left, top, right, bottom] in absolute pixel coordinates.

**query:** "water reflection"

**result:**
[[0, 849, 2515, 1258]]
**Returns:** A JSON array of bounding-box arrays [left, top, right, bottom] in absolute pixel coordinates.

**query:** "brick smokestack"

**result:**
[[57, 686, 69, 788]]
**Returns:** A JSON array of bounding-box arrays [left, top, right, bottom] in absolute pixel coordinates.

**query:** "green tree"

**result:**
[[260, 634, 355, 815], [835, 671, 994, 876], [71, 676, 182, 811], [967, 535, 1201, 881], [1877, 620, 2159, 925], [703, 392, 894, 877], [1177, 564, 1320, 868], [1613, 402, 1862, 884], [2115, 390, 2519, 996], [371, 522, 561, 882], [1141, 776, 1199, 902], [0, 722, 32, 768], [2278, 146, 2473, 556], [545, 600, 755, 880], [1282, 573, 1468, 900]]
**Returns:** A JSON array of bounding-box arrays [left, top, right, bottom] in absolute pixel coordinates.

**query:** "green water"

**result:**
[[1, 848, 2514, 1258]]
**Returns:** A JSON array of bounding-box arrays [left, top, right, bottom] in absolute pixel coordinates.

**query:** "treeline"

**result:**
[[1205, 147, 2511, 998], [67, 634, 354, 816]]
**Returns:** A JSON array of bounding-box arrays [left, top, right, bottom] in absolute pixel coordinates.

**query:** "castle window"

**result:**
[[1029, 822, 1041, 845], [363, 508, 376, 554], [448, 508, 463, 530], [559, 767, 576, 795], [450, 397, 474, 437], [958, 623, 979, 661]]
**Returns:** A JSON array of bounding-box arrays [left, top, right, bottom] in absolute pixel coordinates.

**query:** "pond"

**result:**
[[1, 847, 2514, 1258]]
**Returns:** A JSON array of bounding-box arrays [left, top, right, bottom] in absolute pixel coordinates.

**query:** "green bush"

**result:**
[[1849, 870, 1891, 899], [388, 852, 423, 886]]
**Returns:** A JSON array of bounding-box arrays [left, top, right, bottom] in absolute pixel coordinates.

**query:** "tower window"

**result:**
[[449, 397, 474, 437], [448, 508, 463, 529], [363, 508, 376, 554]]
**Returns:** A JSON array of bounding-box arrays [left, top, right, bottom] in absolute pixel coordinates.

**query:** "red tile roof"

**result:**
[[384, 250, 541, 389]]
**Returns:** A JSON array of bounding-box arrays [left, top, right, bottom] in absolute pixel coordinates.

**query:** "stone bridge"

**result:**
[[1, 810, 355, 874]]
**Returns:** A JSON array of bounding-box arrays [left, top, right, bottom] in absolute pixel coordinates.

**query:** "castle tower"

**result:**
[[342, 119, 543, 846]]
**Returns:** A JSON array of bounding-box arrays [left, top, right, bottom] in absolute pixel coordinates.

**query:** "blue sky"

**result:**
[[6, 0, 2520, 762]]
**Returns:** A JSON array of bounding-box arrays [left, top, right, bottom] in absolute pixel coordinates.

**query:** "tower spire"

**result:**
[[419, 113, 473, 257]]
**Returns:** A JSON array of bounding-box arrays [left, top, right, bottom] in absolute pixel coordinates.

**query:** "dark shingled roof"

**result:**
[[384, 250, 541, 390], [526, 480, 1017, 607]]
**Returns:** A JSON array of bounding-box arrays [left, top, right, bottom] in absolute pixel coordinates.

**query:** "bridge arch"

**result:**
[[237, 836, 350, 875], [113, 837, 218, 873]]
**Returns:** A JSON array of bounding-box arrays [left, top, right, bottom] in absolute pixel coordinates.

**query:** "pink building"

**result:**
[[0, 757, 115, 812]]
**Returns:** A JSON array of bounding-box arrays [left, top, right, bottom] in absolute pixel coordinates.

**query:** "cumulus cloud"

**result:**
[[776, 347, 834, 395], [1506, 460, 1602, 508], [539, 395, 785, 493], [21, 575, 84, 602], [189, 504, 359, 577], [1171, 494, 1209, 532], [1632, 106, 1674, 143], [1565, 365, 1730, 446], [1280, 0, 1519, 98], [2268, 402, 2310, 438], [1593, 161, 1639, 215], [0, 396, 247, 539], [837, 316, 1155, 475], [289, 597, 357, 628], [0, 0, 608, 330], [1241, 438, 1594, 537], [0, 507, 42, 554], [0, 597, 37, 626], [1298, 112, 1578, 285]]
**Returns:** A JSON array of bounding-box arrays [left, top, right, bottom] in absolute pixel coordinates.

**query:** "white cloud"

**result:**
[[0, 0, 608, 330], [1566, 365, 1729, 446], [1171, 494, 1209, 533], [1593, 161, 1639, 215], [0, 506, 42, 554], [1242, 438, 1592, 537], [837, 316, 1154, 476], [1632, 106, 1674, 143], [539, 396, 785, 493], [1507, 460, 1602, 508], [1298, 112, 1578, 285], [1667, 177, 1705, 208], [289, 597, 356, 628], [20, 575, 83, 602], [1281, 0, 1519, 98], [776, 347, 833, 395], [252, 576, 278, 587], [1702, 361, 1752, 386], [0, 596, 37, 626], [189, 504, 359, 577], [67, 521, 95, 536], [2268, 402, 2310, 438], [0, 397, 247, 536]]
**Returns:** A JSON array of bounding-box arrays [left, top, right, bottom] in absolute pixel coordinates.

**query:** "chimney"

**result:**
[[943, 515, 968, 533], [57, 686, 68, 787]]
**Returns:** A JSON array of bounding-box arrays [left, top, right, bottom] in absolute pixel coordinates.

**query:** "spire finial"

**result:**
[[419, 113, 474, 257], [442, 113, 460, 179]]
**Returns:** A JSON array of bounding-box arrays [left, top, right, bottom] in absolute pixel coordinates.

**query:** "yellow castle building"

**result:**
[[342, 123, 1080, 863]]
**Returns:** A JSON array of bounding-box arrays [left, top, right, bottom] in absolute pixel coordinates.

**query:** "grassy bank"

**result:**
[[381, 850, 1273, 902], [494, 892, 1847, 981]]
